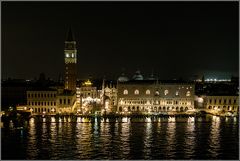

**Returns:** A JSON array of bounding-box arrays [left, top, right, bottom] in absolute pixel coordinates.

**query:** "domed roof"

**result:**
[[132, 70, 144, 80], [118, 73, 129, 82], [147, 74, 156, 80]]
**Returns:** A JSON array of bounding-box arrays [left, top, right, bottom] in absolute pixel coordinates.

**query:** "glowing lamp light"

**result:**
[[198, 97, 204, 103]]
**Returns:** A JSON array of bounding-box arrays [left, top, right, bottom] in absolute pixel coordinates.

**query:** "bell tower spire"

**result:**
[[64, 27, 77, 91], [66, 27, 74, 41]]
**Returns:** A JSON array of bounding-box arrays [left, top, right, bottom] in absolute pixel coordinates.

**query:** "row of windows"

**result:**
[[28, 93, 56, 98], [208, 105, 239, 111], [119, 106, 189, 111], [32, 108, 56, 113], [121, 100, 192, 105], [59, 99, 71, 105], [208, 98, 238, 104], [28, 101, 56, 106], [123, 89, 191, 96]]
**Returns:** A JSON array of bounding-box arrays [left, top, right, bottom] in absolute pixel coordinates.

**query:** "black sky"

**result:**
[[2, 1, 239, 80]]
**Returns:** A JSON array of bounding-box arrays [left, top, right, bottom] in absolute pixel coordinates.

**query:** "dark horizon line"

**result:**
[[2, 74, 238, 82]]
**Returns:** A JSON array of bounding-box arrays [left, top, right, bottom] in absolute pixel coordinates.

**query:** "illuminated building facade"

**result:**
[[117, 80, 195, 114], [57, 90, 77, 113], [101, 80, 118, 113], [26, 89, 58, 114], [64, 28, 77, 91], [25, 88, 76, 115], [76, 79, 101, 114], [204, 95, 239, 116]]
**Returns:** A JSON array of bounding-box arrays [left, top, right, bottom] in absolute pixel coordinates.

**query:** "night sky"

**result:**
[[2, 1, 239, 80]]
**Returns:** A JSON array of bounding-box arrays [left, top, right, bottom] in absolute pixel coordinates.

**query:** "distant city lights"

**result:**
[[195, 78, 231, 82]]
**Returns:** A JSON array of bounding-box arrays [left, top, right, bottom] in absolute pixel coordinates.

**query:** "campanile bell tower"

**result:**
[[64, 27, 77, 91]]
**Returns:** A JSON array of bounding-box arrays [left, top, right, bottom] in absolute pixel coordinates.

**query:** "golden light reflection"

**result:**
[[168, 117, 176, 123], [50, 119, 57, 142], [166, 117, 176, 156], [187, 117, 195, 123], [75, 122, 92, 156], [233, 117, 237, 124], [77, 117, 81, 123], [225, 117, 229, 122], [120, 122, 130, 157], [51, 117, 56, 122], [213, 116, 220, 123], [145, 117, 151, 123], [122, 117, 128, 123], [82, 118, 89, 123], [29, 117, 34, 126], [184, 117, 195, 157], [26, 117, 37, 159], [209, 116, 221, 158], [143, 122, 152, 156]]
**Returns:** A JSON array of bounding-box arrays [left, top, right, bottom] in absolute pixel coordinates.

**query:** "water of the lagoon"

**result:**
[[1, 116, 239, 160]]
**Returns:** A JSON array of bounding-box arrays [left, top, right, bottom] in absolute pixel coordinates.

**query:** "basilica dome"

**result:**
[[118, 73, 129, 82], [147, 74, 156, 80], [132, 70, 144, 80]]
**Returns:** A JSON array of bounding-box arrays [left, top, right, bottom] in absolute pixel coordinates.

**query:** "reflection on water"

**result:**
[[209, 116, 221, 158], [166, 117, 176, 158], [27, 118, 37, 159], [184, 117, 195, 158], [143, 121, 152, 159], [1, 116, 239, 160]]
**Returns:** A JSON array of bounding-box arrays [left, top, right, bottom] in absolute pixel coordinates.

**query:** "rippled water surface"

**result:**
[[1, 116, 239, 160]]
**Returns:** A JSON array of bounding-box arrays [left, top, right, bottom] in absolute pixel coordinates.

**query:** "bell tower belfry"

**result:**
[[64, 27, 77, 91]]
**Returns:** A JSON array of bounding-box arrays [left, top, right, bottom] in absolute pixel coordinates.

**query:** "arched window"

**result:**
[[164, 90, 169, 95], [134, 89, 139, 95], [155, 91, 159, 95], [123, 89, 128, 95], [146, 89, 150, 95], [180, 107, 184, 112], [186, 91, 191, 96]]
